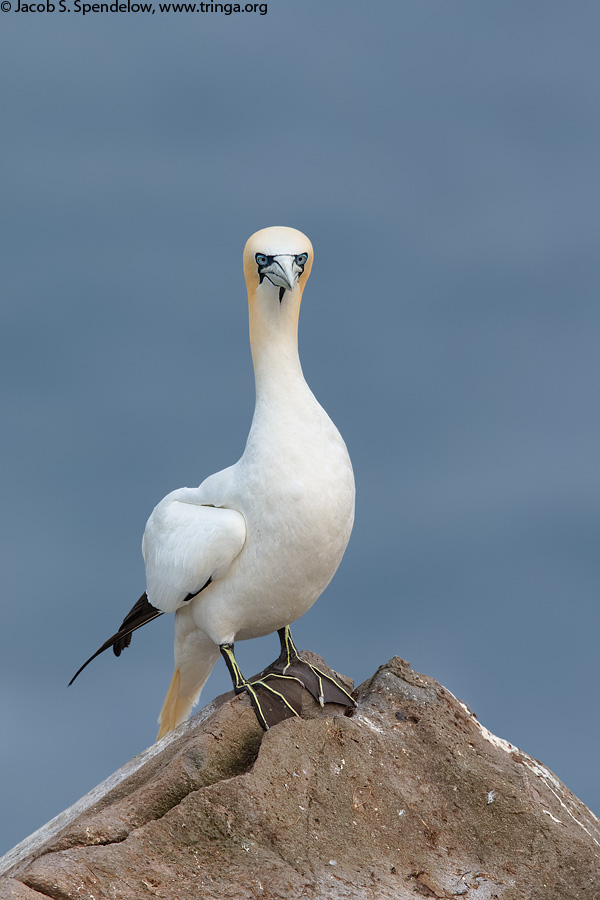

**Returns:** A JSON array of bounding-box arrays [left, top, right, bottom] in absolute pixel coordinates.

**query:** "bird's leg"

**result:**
[[271, 625, 356, 710], [219, 642, 304, 730]]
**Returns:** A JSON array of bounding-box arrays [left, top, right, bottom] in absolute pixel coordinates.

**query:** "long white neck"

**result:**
[[248, 280, 308, 406]]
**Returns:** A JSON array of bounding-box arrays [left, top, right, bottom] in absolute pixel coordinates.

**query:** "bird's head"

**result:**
[[243, 226, 313, 303]]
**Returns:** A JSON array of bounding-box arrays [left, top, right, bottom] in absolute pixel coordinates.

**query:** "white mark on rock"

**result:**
[[353, 713, 386, 735], [447, 689, 600, 852], [545, 784, 600, 848], [543, 809, 563, 825]]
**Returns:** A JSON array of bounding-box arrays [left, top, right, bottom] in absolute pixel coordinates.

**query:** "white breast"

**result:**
[[190, 385, 355, 645]]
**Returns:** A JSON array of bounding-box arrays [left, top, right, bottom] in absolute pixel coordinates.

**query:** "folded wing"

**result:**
[[69, 497, 246, 686], [142, 494, 246, 613]]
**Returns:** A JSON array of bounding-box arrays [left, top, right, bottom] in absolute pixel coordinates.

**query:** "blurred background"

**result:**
[[1, 0, 599, 856]]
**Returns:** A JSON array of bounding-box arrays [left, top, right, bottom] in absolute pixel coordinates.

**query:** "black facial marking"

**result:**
[[294, 253, 308, 273], [254, 251, 309, 292], [256, 252, 275, 283]]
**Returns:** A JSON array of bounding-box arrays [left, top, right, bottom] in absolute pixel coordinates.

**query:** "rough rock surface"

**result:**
[[1, 655, 599, 900]]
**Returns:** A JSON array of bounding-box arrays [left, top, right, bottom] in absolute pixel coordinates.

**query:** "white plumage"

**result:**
[[142, 494, 246, 614], [71, 226, 355, 738]]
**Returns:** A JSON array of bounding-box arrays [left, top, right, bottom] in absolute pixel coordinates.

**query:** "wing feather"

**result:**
[[70, 491, 245, 685], [69, 592, 163, 685], [142, 493, 246, 613]]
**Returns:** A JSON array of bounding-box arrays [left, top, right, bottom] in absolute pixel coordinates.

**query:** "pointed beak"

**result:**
[[272, 256, 297, 292]]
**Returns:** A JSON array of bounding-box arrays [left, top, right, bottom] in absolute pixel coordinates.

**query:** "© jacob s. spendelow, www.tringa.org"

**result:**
[[70, 226, 356, 737]]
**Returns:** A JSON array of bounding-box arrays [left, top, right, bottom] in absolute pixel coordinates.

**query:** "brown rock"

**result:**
[[1, 655, 599, 899]]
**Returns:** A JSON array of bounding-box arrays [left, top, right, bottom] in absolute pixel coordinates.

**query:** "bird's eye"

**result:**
[[255, 253, 269, 267], [295, 253, 308, 266]]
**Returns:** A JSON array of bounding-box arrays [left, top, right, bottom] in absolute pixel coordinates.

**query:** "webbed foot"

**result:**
[[270, 626, 356, 710], [220, 643, 304, 729]]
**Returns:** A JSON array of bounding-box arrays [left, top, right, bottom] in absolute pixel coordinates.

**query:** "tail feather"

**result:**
[[157, 669, 185, 740], [156, 639, 220, 740]]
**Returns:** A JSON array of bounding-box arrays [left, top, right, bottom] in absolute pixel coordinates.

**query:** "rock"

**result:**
[[1, 655, 599, 899]]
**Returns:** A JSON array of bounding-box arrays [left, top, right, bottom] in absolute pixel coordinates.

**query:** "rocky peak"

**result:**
[[1, 655, 599, 899]]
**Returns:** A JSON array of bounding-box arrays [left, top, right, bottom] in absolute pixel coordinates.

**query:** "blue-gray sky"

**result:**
[[1, 0, 599, 856]]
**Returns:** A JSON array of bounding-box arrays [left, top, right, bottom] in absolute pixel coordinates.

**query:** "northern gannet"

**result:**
[[70, 226, 356, 737]]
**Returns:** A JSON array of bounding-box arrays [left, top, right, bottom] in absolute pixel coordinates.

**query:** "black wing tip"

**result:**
[[69, 595, 164, 686], [112, 633, 132, 657], [68, 633, 120, 686], [68, 650, 100, 686]]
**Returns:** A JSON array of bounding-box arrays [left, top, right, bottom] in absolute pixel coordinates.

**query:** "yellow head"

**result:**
[[243, 226, 314, 302]]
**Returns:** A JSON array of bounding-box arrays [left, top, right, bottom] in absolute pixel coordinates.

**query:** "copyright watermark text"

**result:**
[[1, 0, 267, 14]]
